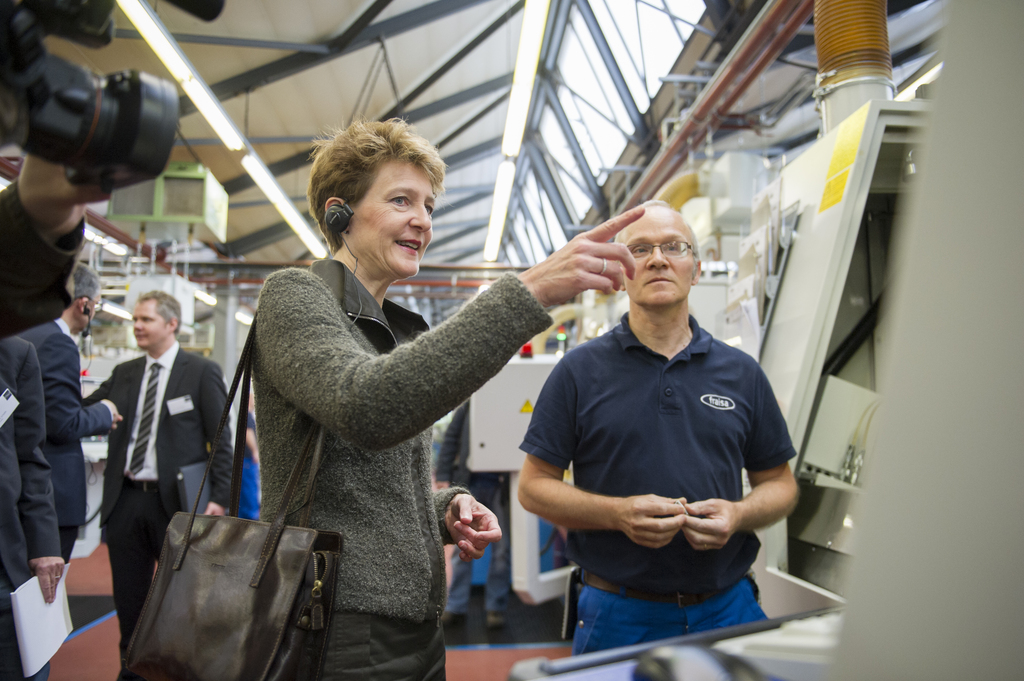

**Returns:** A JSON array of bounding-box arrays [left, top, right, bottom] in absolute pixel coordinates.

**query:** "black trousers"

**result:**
[[317, 611, 446, 681], [58, 525, 78, 563], [106, 482, 171, 681]]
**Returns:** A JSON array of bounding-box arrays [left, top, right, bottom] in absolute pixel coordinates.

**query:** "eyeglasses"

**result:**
[[626, 241, 693, 259]]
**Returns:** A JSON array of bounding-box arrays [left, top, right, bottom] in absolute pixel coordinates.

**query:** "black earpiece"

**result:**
[[325, 203, 354, 234], [81, 300, 92, 338]]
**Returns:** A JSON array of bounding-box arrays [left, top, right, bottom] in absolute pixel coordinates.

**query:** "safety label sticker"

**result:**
[[820, 103, 870, 213]]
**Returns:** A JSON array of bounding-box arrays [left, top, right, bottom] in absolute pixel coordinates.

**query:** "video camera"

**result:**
[[0, 0, 223, 192]]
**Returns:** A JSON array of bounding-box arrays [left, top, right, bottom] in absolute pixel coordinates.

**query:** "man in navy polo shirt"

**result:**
[[518, 201, 799, 655]]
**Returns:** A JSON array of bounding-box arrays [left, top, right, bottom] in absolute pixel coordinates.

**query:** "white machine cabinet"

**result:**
[[469, 354, 570, 604], [469, 354, 559, 472]]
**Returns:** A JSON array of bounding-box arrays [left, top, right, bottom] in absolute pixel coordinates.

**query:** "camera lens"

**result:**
[[24, 55, 178, 191]]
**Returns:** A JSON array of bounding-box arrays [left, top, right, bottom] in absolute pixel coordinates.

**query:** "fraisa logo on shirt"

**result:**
[[700, 394, 736, 410]]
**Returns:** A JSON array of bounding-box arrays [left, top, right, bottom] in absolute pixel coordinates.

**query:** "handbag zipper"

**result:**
[[300, 551, 328, 631]]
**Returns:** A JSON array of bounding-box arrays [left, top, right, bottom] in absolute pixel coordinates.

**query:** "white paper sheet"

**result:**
[[10, 564, 72, 677], [739, 298, 762, 360]]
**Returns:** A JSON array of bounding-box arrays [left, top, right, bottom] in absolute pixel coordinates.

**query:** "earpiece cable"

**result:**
[[340, 235, 363, 321]]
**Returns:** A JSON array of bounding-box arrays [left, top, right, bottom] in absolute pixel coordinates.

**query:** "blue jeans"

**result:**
[[572, 575, 766, 655], [0, 564, 49, 680], [239, 458, 260, 521], [445, 474, 510, 614]]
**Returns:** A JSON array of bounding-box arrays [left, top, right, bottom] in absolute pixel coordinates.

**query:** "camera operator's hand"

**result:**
[[18, 155, 110, 245]]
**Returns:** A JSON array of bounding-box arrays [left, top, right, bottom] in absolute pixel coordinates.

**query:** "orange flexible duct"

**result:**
[[814, 0, 893, 88], [655, 173, 701, 211], [621, 0, 813, 211]]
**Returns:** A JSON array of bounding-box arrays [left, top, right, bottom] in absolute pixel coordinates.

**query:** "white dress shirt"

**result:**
[[124, 341, 179, 481], [55, 317, 72, 338]]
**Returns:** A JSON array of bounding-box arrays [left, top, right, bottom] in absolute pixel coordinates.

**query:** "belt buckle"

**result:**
[[676, 591, 702, 607]]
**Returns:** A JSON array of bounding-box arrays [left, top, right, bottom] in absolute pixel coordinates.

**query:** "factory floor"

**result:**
[[54, 544, 571, 681]]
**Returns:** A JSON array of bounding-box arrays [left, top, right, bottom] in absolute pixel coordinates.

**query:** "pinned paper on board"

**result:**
[[718, 301, 762, 361], [520, 400, 534, 413], [751, 178, 781, 274]]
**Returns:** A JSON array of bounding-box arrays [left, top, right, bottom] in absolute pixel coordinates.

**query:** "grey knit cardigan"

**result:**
[[252, 264, 552, 622]]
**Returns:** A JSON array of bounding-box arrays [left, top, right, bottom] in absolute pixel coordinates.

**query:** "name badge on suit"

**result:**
[[166, 395, 194, 416], [0, 389, 17, 427]]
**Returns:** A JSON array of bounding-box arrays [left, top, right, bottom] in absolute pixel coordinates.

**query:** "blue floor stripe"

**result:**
[[446, 641, 570, 651], [66, 610, 117, 641], [64, 612, 569, 650]]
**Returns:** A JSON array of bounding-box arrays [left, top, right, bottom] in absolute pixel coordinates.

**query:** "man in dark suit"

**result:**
[[83, 290, 232, 681], [0, 336, 65, 680], [20, 264, 123, 561]]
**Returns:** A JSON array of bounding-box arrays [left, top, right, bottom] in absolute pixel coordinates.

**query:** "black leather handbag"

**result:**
[[125, 318, 341, 681]]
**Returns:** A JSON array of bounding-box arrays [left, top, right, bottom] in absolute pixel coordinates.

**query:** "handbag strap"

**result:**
[[173, 315, 326, 584]]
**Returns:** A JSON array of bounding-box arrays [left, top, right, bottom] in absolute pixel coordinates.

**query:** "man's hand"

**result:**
[[204, 501, 226, 516], [680, 464, 800, 551], [615, 494, 689, 549], [434, 480, 450, 490], [445, 493, 501, 562], [680, 498, 741, 551], [28, 556, 65, 604], [18, 155, 110, 245], [101, 399, 123, 430]]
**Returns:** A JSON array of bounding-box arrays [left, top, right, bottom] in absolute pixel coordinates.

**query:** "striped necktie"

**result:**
[[129, 363, 161, 477]]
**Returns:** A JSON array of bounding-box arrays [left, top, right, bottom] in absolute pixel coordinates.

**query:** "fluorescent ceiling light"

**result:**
[[484, 160, 517, 262], [102, 242, 128, 257], [501, 0, 551, 157], [194, 289, 218, 306], [241, 154, 288, 205], [235, 310, 254, 325], [180, 78, 244, 150], [116, 0, 192, 82], [488, 0, 550, 261], [117, 0, 244, 151], [503, 86, 533, 158], [242, 154, 327, 258], [895, 62, 943, 101], [121, 0, 329, 260], [101, 301, 134, 320], [84, 225, 128, 256]]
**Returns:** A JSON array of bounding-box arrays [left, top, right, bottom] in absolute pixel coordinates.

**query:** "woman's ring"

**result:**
[[599, 258, 607, 275]]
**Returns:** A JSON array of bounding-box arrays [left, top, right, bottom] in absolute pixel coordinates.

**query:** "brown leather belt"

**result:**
[[582, 571, 719, 608], [124, 478, 159, 492]]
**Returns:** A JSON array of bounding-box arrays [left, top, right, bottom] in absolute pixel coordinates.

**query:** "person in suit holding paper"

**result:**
[[83, 291, 231, 681], [0, 336, 65, 680], [19, 264, 123, 562]]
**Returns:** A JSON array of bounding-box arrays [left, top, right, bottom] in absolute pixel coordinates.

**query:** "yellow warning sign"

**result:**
[[520, 400, 534, 413], [819, 169, 851, 213], [820, 103, 870, 213]]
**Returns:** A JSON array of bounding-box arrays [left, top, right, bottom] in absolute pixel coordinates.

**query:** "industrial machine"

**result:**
[[754, 98, 927, 611]]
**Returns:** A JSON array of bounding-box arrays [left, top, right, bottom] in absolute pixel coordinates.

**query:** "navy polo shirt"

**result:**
[[521, 314, 795, 594]]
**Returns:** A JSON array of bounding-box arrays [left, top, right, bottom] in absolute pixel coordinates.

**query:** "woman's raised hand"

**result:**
[[517, 206, 645, 307]]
